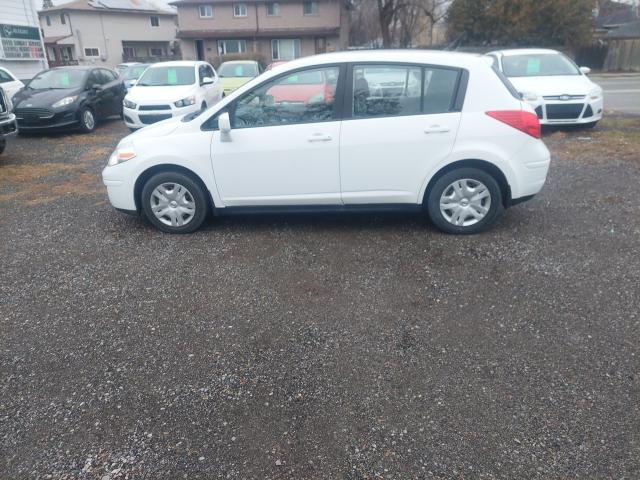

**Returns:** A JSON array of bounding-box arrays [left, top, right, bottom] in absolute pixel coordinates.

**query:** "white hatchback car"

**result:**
[[0, 67, 25, 101], [122, 61, 223, 130], [103, 50, 550, 235], [486, 49, 603, 127]]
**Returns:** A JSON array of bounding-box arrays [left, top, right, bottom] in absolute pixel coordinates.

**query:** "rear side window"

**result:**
[[351, 64, 462, 119], [491, 66, 521, 100]]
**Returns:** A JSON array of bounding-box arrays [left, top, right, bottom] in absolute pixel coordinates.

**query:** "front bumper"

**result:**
[[0, 113, 18, 136], [528, 97, 603, 125], [15, 108, 79, 131], [123, 103, 197, 129]]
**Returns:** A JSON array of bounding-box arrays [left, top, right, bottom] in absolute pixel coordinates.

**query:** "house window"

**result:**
[[60, 13, 66, 24], [199, 5, 213, 18], [150, 16, 159, 27], [233, 3, 247, 17], [150, 47, 164, 56], [123, 46, 135, 59], [303, 1, 318, 15], [84, 47, 100, 57], [271, 39, 300, 61], [45, 16, 51, 26], [218, 39, 247, 55], [266, 2, 280, 16]]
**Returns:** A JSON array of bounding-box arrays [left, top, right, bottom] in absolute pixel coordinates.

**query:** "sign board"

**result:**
[[0, 24, 45, 60]]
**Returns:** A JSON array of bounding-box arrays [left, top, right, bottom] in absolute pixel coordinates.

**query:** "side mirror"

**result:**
[[202, 76, 214, 85], [579, 66, 591, 75], [218, 111, 232, 142]]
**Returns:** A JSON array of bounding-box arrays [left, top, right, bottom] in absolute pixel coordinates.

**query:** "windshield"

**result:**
[[219, 63, 258, 78], [137, 66, 196, 86], [502, 53, 580, 77], [123, 65, 150, 80], [28, 69, 86, 90]]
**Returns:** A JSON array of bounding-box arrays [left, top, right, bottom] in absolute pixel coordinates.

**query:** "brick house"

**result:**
[[170, 0, 350, 65]]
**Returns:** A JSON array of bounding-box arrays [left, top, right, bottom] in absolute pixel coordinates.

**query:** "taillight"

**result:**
[[486, 110, 541, 139]]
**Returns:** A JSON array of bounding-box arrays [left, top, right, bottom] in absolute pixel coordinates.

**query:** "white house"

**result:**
[[0, 0, 49, 81]]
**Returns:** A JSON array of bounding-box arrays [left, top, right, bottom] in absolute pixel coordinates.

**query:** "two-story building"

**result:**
[[38, 0, 179, 70], [171, 0, 349, 65]]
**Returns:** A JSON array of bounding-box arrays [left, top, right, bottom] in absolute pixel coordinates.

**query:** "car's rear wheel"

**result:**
[[427, 167, 503, 234], [141, 171, 209, 233], [79, 107, 96, 133]]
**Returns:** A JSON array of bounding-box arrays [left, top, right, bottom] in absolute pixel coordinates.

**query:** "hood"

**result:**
[[126, 84, 196, 105], [13, 87, 83, 109], [220, 77, 253, 90], [508, 75, 598, 97]]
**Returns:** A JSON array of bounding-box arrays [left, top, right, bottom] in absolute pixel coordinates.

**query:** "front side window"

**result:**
[[0, 69, 13, 83], [352, 64, 460, 118], [150, 16, 160, 27], [218, 39, 247, 55], [502, 53, 580, 77], [303, 1, 319, 15], [199, 5, 213, 17], [84, 47, 100, 57], [266, 2, 280, 16], [233, 3, 247, 17], [272, 39, 300, 61], [230, 66, 340, 129], [137, 66, 196, 86]]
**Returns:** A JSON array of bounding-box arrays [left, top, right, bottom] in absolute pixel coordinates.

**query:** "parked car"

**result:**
[[0, 67, 25, 101], [103, 50, 550, 235], [122, 63, 151, 92], [486, 48, 603, 128], [122, 61, 223, 131], [0, 86, 18, 155], [116, 62, 141, 75], [218, 60, 262, 96], [12, 66, 126, 133]]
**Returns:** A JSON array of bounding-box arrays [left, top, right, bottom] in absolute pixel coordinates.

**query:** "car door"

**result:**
[[86, 69, 107, 118], [206, 64, 344, 206], [339, 63, 464, 204], [98, 69, 122, 116]]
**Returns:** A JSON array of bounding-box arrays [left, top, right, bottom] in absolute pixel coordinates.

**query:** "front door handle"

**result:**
[[424, 125, 450, 134], [307, 133, 332, 142]]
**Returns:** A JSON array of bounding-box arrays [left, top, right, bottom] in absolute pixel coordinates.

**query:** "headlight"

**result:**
[[174, 96, 196, 108], [123, 98, 137, 109], [107, 146, 136, 166], [520, 91, 538, 102], [589, 88, 603, 100], [51, 96, 78, 108]]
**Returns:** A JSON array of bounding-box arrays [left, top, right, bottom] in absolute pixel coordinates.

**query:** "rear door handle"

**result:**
[[307, 133, 333, 142], [424, 125, 450, 134]]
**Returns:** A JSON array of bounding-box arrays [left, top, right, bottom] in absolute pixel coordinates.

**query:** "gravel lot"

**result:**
[[1, 116, 639, 479]]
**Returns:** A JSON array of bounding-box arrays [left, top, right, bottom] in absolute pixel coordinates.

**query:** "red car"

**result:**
[[267, 69, 336, 105]]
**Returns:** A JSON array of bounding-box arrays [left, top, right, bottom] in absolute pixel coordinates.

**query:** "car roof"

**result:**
[[276, 49, 486, 71], [488, 48, 561, 57], [220, 60, 258, 65], [148, 61, 202, 68], [50, 65, 95, 71]]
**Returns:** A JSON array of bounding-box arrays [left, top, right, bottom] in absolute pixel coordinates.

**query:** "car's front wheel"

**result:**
[[426, 167, 503, 234], [78, 107, 96, 133], [141, 171, 209, 233]]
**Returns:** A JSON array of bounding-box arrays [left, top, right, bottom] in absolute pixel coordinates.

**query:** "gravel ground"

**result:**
[[1, 117, 639, 479]]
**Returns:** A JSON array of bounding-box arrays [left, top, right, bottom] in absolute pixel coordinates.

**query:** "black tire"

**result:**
[[141, 171, 209, 234], [0, 138, 5, 155], [426, 167, 503, 235], [78, 106, 96, 133]]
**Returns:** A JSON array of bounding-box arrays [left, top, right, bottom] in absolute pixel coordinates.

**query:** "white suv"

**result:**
[[103, 50, 550, 235], [122, 61, 223, 130]]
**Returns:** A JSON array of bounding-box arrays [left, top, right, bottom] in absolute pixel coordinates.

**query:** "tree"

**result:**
[[447, 0, 594, 47]]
